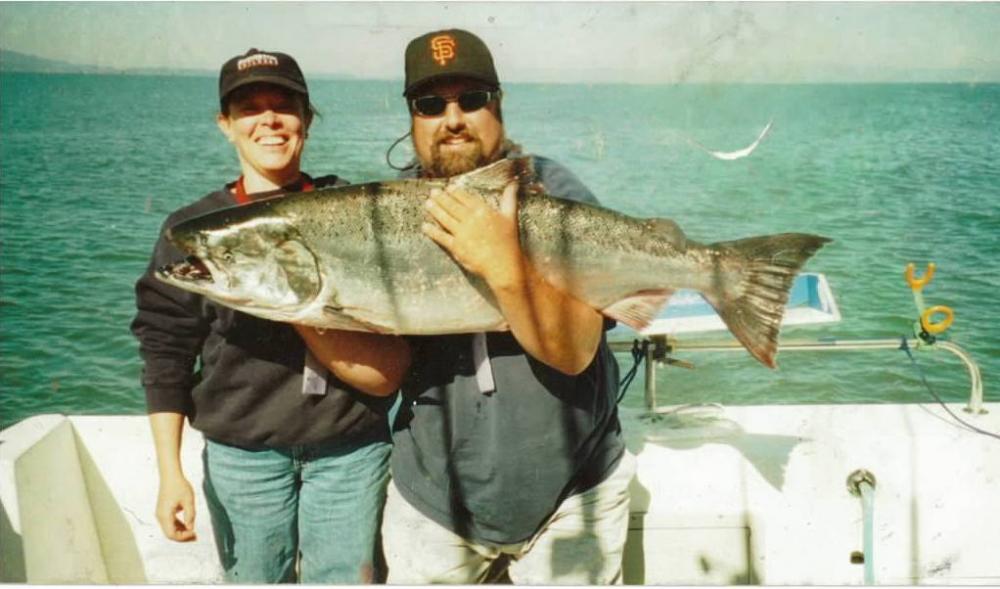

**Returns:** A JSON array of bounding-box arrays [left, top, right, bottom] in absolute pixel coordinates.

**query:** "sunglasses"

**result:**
[[409, 90, 501, 117]]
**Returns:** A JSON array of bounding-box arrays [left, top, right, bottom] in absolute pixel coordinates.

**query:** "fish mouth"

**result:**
[[158, 256, 213, 283], [154, 256, 276, 308]]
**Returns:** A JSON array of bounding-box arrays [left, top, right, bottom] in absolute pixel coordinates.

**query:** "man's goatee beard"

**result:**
[[424, 141, 500, 178], [428, 146, 489, 178]]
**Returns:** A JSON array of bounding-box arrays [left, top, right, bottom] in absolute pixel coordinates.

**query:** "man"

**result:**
[[382, 29, 635, 584]]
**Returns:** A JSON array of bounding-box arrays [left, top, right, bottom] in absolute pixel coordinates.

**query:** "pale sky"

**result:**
[[1, 2, 999, 83]]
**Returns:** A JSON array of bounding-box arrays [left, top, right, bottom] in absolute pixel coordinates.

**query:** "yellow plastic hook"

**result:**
[[920, 305, 954, 335], [905, 262, 936, 292]]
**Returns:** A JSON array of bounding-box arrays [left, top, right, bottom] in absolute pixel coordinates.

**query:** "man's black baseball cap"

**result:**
[[218, 48, 309, 110], [403, 29, 500, 96]]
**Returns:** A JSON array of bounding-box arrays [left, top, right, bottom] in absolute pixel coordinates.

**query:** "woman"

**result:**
[[131, 48, 410, 583]]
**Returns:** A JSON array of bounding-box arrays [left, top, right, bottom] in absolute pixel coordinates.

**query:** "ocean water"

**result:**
[[1, 73, 997, 428]]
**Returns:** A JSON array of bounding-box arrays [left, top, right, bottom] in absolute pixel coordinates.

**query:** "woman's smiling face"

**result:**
[[217, 84, 310, 186]]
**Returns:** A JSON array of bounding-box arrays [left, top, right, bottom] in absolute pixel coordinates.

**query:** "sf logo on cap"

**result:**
[[431, 35, 456, 66]]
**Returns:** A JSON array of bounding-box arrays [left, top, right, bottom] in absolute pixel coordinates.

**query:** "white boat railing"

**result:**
[[609, 266, 986, 415], [609, 335, 986, 414]]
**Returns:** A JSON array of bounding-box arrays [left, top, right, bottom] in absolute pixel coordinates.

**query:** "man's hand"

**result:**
[[422, 179, 602, 375], [422, 181, 524, 289], [156, 471, 197, 542]]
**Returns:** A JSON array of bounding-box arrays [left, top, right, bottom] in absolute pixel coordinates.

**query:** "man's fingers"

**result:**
[[425, 195, 460, 232], [445, 184, 481, 209], [422, 222, 455, 252], [430, 187, 469, 219]]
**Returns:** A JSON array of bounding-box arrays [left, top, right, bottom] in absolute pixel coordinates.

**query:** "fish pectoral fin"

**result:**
[[603, 289, 674, 331], [320, 306, 391, 334]]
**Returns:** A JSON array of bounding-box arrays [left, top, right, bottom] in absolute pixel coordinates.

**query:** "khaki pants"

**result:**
[[383, 451, 635, 585]]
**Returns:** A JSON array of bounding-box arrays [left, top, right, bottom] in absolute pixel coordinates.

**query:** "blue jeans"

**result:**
[[202, 436, 391, 584]]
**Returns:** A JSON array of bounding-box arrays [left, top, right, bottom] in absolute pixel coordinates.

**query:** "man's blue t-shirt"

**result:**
[[390, 155, 626, 545]]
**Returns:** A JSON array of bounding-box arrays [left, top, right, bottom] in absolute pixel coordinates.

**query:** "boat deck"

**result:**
[[2, 404, 998, 584], [618, 401, 1000, 584]]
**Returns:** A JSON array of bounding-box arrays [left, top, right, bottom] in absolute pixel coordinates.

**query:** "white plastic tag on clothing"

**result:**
[[472, 332, 496, 394], [302, 351, 329, 396]]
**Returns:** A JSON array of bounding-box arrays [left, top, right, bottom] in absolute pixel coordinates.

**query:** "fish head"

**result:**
[[158, 210, 321, 315]]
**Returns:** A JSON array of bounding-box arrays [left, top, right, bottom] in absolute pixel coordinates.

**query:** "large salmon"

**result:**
[[159, 158, 829, 367]]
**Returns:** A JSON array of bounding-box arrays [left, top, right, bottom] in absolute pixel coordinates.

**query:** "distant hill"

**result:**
[[118, 66, 214, 77], [0, 49, 120, 74], [0, 50, 382, 80], [0, 49, 215, 77]]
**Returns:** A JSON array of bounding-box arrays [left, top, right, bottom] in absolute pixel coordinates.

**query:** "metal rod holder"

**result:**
[[610, 337, 985, 414]]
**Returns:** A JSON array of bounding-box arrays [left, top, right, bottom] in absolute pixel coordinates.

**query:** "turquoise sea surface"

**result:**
[[1, 73, 997, 427]]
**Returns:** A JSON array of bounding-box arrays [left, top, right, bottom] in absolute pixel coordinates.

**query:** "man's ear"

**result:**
[[216, 112, 235, 143]]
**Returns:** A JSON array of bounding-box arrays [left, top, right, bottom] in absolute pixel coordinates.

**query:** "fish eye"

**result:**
[[221, 250, 235, 263]]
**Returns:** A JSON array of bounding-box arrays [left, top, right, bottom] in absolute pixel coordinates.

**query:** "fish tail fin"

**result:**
[[704, 233, 831, 368]]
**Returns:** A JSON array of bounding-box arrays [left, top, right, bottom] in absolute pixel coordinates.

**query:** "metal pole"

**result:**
[[644, 343, 657, 412], [611, 337, 985, 414]]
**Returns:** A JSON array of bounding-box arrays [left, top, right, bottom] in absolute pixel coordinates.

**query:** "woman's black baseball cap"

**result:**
[[218, 48, 309, 110]]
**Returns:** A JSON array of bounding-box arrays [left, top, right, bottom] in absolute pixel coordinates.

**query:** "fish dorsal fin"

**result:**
[[647, 218, 687, 251], [603, 289, 675, 331], [452, 157, 536, 192]]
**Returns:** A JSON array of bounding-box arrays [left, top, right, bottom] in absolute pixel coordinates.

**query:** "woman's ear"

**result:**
[[216, 112, 235, 143]]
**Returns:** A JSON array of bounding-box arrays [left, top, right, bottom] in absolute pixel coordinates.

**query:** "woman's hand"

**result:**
[[156, 470, 197, 542]]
